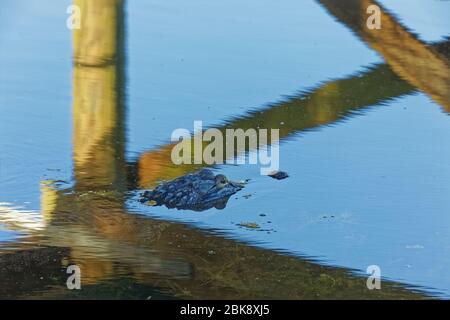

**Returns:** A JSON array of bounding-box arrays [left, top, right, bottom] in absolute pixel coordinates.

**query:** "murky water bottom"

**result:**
[[0, 0, 449, 299]]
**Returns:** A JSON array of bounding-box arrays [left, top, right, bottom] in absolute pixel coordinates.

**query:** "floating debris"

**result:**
[[268, 170, 289, 180], [237, 222, 261, 229], [146, 200, 158, 206], [236, 221, 275, 232]]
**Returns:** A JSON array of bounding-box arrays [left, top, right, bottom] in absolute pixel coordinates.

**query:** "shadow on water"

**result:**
[[1, 0, 449, 299]]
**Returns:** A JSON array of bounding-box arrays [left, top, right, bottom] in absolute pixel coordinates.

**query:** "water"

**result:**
[[0, 0, 449, 299]]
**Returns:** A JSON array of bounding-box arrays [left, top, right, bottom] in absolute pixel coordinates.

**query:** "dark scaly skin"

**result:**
[[140, 169, 245, 211]]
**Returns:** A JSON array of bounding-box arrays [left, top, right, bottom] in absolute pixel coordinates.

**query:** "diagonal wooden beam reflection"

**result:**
[[318, 0, 450, 113]]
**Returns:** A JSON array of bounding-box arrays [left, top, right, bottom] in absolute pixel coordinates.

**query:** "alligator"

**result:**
[[139, 169, 245, 211]]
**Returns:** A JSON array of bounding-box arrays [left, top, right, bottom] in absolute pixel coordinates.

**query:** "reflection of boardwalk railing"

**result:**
[[135, 54, 448, 187], [135, 0, 450, 186], [137, 63, 415, 187], [319, 0, 450, 112]]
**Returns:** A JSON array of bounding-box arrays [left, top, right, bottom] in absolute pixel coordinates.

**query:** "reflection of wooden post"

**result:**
[[72, 0, 126, 191], [73, 0, 123, 66], [68, 0, 127, 280]]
